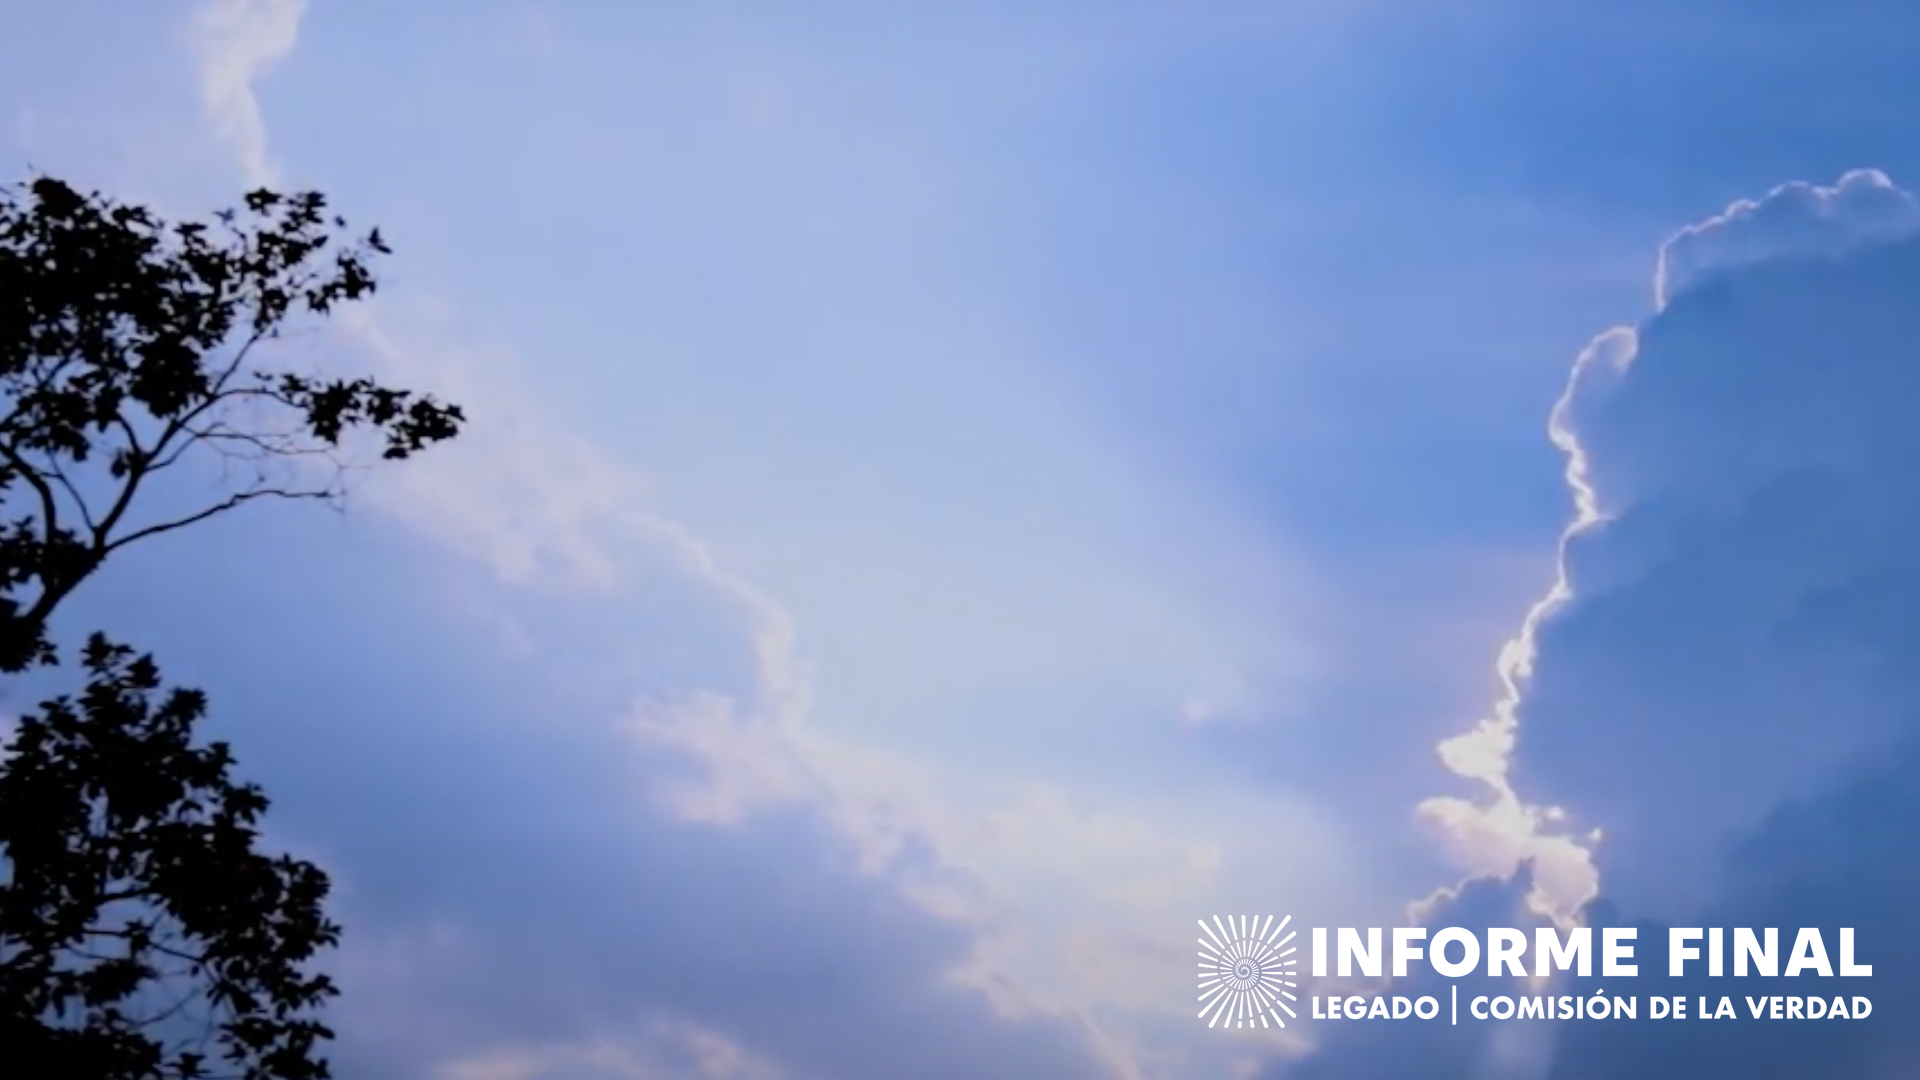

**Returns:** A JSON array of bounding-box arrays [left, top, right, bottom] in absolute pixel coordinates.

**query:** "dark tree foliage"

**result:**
[[0, 176, 465, 673], [0, 178, 465, 1078], [0, 636, 337, 1079]]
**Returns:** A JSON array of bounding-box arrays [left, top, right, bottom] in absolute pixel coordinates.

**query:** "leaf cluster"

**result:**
[[1, 636, 338, 1079]]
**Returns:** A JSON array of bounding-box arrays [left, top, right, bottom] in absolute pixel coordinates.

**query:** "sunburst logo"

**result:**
[[1198, 915, 1300, 1029]]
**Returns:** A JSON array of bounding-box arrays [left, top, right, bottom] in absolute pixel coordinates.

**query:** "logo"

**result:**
[[1199, 915, 1300, 1029]]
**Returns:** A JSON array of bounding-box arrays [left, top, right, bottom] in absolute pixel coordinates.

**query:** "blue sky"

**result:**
[[6, 2, 1920, 1077]]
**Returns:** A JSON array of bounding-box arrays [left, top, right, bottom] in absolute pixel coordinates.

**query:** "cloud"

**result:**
[[1653, 169, 1920, 310], [173, 11, 1137, 1078], [1285, 867, 1560, 1080], [1410, 327, 1622, 921], [172, 14, 1277, 1080], [316, 306, 1160, 1080], [1510, 186, 1920, 922], [192, 0, 304, 187], [436, 1019, 786, 1080], [1299, 169, 1920, 1077]]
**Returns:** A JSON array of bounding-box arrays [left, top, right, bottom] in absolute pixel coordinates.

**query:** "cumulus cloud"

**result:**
[[1303, 169, 1920, 1077], [1411, 328, 1623, 921], [1653, 169, 1920, 310], [1513, 187, 1920, 920]]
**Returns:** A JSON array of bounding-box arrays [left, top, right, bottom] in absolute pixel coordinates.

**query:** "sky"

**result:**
[[5, 1, 1920, 1077]]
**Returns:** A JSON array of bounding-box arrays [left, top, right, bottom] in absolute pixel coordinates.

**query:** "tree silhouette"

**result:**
[[1, 637, 337, 1079], [0, 176, 463, 673], [0, 177, 464, 1078]]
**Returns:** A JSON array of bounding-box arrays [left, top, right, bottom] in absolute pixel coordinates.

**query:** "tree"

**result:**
[[0, 177, 464, 1078], [0, 176, 463, 673], [0, 636, 337, 1079]]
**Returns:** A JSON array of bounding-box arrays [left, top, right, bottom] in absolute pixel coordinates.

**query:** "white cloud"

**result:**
[[192, 0, 305, 187], [179, 24, 1242, 1078], [1653, 168, 1920, 310], [171, 15, 1382, 1080], [1410, 332, 1628, 921]]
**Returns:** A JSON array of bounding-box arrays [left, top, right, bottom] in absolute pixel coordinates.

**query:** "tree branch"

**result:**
[[40, 454, 96, 533], [102, 486, 335, 555], [0, 436, 61, 553]]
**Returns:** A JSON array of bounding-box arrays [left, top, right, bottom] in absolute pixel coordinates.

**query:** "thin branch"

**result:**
[[41, 454, 97, 533], [124, 978, 207, 1030], [79, 927, 209, 968], [103, 486, 335, 554], [207, 326, 267, 399], [155, 332, 270, 455], [0, 348, 84, 437], [0, 435, 62, 557], [111, 412, 149, 464], [176, 423, 324, 465], [144, 388, 284, 475]]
